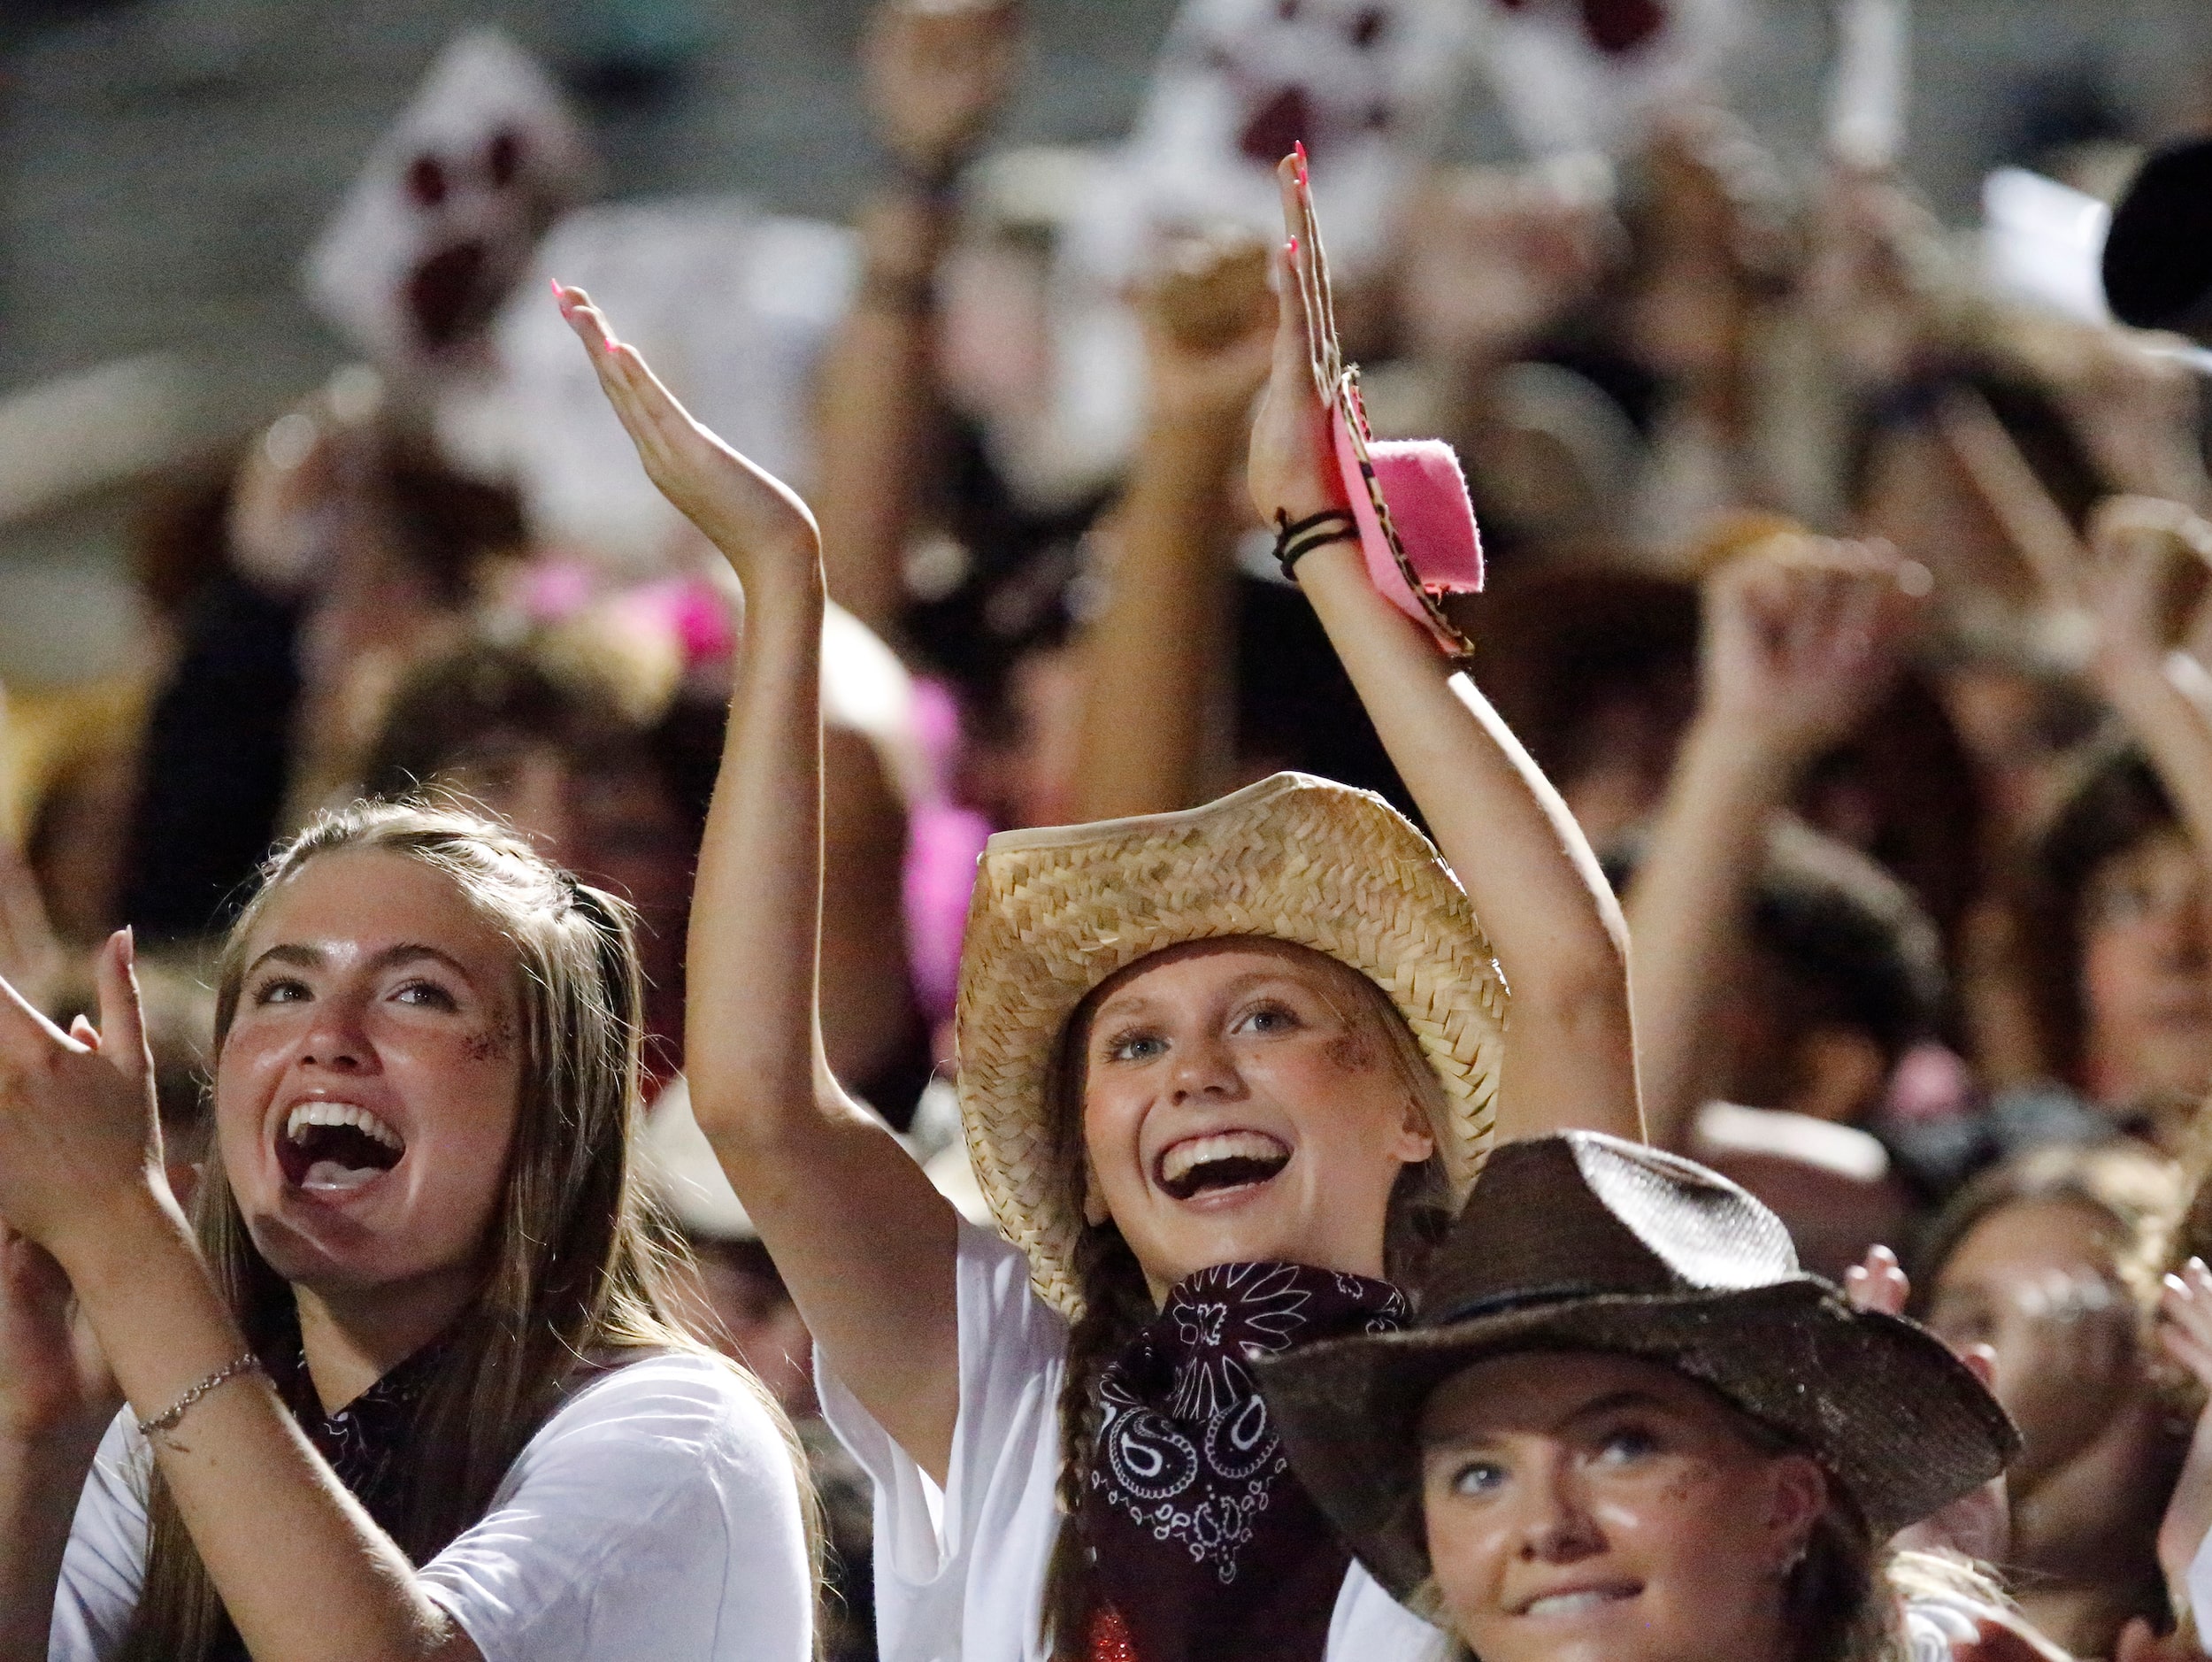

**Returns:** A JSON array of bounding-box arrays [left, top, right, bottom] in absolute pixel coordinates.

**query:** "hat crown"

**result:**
[[1422, 1133, 1803, 1323]]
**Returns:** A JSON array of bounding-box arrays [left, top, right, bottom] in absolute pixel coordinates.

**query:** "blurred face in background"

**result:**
[[439, 735, 695, 1037], [1923, 1198, 2137, 1497], [2078, 828, 2212, 1116]]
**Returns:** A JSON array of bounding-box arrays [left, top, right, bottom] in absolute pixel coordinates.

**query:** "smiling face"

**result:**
[[214, 849, 525, 1304], [1075, 939, 1436, 1299], [1418, 1350, 1828, 1662]]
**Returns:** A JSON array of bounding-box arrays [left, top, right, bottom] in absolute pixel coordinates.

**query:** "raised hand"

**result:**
[[1137, 231, 1276, 428], [863, 0, 1024, 179], [0, 834, 64, 1019], [2079, 496, 2212, 679], [1248, 150, 1353, 530], [554, 283, 823, 598], [0, 930, 161, 1264], [1842, 1243, 1909, 1315], [1699, 535, 1929, 766]]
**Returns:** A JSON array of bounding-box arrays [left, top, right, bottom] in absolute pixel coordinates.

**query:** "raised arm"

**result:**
[[1072, 235, 1274, 819], [1248, 158, 1641, 1144], [555, 289, 962, 1481], [2076, 496, 2212, 866], [1625, 539, 1923, 1150], [810, 0, 1021, 637]]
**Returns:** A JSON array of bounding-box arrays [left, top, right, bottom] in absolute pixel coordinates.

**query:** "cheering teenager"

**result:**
[[551, 150, 1641, 1662], [0, 804, 815, 1661]]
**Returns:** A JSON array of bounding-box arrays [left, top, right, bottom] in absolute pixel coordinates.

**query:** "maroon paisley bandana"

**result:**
[[1078, 1261, 1409, 1662]]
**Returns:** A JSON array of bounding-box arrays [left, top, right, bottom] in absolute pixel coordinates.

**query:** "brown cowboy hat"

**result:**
[[1256, 1133, 2018, 1600]]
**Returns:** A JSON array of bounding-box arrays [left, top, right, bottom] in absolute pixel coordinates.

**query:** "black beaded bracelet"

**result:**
[[1271, 509, 1361, 581]]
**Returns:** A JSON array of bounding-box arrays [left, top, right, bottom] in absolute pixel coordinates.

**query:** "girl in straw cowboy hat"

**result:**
[[1258, 1131, 2055, 1662], [548, 149, 1640, 1662]]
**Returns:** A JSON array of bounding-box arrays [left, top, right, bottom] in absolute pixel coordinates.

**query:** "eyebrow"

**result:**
[[1091, 969, 1304, 1027], [242, 941, 480, 988]]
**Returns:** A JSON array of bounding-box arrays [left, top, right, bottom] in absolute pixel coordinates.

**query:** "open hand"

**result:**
[[0, 930, 162, 1266], [555, 283, 823, 598], [1699, 535, 1929, 765], [863, 0, 1024, 179], [1248, 151, 1353, 530]]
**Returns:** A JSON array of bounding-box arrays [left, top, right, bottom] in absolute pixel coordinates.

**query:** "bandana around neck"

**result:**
[[1079, 1260, 1409, 1662]]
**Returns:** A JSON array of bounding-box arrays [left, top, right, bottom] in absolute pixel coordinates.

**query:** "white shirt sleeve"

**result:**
[[417, 1352, 813, 1662], [817, 1216, 1071, 1662], [48, 1412, 150, 1662]]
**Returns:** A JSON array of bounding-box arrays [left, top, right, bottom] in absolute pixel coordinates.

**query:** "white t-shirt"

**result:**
[[49, 1351, 813, 1662], [818, 1218, 1452, 1662]]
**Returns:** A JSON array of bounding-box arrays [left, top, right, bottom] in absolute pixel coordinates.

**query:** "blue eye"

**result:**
[[1104, 1028, 1165, 1064], [394, 980, 459, 1011], [1237, 1002, 1299, 1035], [1594, 1425, 1659, 1465], [1450, 1458, 1507, 1497]]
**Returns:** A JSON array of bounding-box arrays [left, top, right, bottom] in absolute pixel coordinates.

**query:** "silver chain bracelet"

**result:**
[[135, 1352, 263, 1440]]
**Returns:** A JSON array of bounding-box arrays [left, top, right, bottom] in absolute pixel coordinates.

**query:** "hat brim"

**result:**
[[2104, 137, 2212, 340], [954, 773, 1509, 1320], [1331, 384, 1481, 658], [1257, 1281, 2019, 1601]]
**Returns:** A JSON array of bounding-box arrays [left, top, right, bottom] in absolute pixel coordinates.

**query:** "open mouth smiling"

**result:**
[[1155, 1131, 1292, 1201], [275, 1102, 406, 1195], [1514, 1582, 1641, 1620]]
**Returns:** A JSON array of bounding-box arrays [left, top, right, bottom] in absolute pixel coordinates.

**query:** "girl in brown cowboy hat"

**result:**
[[549, 150, 1640, 1662], [1259, 1132, 2052, 1662]]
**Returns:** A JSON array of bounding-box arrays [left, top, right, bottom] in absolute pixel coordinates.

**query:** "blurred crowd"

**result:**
[[14, 1, 2212, 1658]]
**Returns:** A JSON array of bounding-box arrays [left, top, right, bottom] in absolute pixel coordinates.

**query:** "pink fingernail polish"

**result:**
[[1294, 140, 1309, 183], [1288, 235, 1299, 257]]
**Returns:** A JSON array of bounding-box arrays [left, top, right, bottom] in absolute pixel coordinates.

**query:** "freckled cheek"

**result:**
[[1425, 1504, 1516, 1631]]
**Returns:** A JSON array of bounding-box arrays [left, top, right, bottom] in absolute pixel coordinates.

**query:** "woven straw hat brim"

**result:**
[[1257, 1281, 2020, 1601], [954, 773, 1509, 1320]]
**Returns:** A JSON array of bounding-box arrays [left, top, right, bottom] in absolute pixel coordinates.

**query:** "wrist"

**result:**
[[1680, 712, 1804, 802], [46, 1177, 188, 1307]]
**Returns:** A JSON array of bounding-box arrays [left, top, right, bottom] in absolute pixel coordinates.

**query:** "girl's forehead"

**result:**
[[1096, 937, 1360, 1004], [243, 850, 511, 967]]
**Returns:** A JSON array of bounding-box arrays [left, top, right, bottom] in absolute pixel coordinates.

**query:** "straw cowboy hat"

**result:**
[[1256, 1132, 2019, 1599], [954, 770, 1509, 1320]]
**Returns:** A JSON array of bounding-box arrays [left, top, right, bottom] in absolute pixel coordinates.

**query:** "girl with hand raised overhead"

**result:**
[[554, 150, 1640, 1662], [0, 809, 815, 1662]]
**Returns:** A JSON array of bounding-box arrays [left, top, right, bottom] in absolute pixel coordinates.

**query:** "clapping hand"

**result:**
[[0, 932, 152, 1444], [555, 284, 823, 598]]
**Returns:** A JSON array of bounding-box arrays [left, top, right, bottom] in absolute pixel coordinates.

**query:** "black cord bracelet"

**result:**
[[1271, 509, 1361, 581]]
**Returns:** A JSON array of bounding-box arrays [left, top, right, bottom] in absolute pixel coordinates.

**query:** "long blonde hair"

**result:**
[[119, 800, 818, 1658]]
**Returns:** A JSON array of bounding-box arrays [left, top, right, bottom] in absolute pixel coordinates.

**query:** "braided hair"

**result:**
[[1032, 940, 1455, 1657]]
